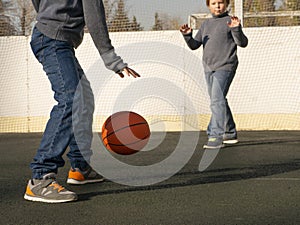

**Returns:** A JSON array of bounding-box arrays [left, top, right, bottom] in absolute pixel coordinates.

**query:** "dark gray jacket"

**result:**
[[32, 0, 127, 73], [183, 12, 248, 72]]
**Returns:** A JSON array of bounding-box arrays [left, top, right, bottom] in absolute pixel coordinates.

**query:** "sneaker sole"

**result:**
[[223, 140, 239, 144], [24, 194, 77, 203], [67, 178, 105, 185], [203, 144, 225, 149]]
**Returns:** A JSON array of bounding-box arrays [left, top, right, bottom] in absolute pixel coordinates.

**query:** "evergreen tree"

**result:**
[[152, 12, 163, 31], [109, 0, 131, 32], [131, 16, 143, 31]]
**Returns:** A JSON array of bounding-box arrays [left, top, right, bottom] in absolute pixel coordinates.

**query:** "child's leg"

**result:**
[[223, 70, 237, 139], [29, 28, 91, 178], [205, 70, 236, 139]]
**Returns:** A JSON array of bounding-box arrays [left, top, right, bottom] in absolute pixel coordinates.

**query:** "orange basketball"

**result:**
[[101, 111, 151, 155]]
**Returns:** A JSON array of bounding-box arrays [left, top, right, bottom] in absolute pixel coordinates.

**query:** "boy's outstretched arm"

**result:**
[[180, 24, 202, 50], [228, 16, 248, 48], [82, 0, 140, 78]]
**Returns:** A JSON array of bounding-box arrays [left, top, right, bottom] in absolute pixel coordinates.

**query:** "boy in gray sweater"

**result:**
[[24, 0, 140, 203], [180, 0, 248, 149]]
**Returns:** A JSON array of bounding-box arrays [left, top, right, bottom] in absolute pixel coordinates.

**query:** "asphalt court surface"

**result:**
[[0, 131, 300, 225]]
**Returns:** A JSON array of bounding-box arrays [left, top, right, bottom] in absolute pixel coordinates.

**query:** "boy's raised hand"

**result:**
[[180, 24, 192, 34], [117, 67, 140, 78], [227, 16, 241, 28]]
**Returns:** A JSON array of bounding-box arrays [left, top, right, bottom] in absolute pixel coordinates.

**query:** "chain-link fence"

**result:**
[[241, 0, 300, 27], [190, 0, 300, 29]]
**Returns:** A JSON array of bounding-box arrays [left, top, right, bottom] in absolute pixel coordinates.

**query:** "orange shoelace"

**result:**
[[49, 182, 65, 192]]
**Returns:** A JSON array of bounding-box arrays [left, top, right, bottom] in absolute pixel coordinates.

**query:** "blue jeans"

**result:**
[[205, 70, 237, 139], [30, 27, 94, 179]]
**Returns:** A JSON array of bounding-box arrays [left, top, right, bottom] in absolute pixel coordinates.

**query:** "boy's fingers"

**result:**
[[118, 67, 140, 78], [180, 24, 189, 31], [127, 67, 140, 78]]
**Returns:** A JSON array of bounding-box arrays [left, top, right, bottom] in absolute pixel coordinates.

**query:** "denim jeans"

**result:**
[[205, 70, 237, 139], [30, 27, 94, 179]]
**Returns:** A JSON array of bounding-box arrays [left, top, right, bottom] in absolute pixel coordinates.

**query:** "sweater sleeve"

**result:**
[[182, 29, 202, 50], [31, 0, 40, 12], [82, 0, 127, 73], [230, 25, 248, 48]]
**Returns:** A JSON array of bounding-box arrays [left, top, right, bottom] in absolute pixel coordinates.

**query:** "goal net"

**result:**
[[0, 0, 299, 133]]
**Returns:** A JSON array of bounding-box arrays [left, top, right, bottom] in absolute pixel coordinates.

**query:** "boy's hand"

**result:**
[[227, 16, 240, 28], [117, 67, 140, 78], [180, 24, 192, 34]]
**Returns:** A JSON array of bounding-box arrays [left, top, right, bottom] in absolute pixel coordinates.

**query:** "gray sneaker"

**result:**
[[67, 167, 104, 185], [203, 137, 225, 149], [223, 136, 239, 144], [24, 173, 77, 203]]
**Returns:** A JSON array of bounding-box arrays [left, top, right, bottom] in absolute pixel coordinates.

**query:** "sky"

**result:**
[[125, 0, 208, 29], [124, 0, 284, 30]]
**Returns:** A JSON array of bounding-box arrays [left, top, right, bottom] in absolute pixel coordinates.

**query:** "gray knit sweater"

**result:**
[[32, 0, 127, 73], [183, 12, 248, 72]]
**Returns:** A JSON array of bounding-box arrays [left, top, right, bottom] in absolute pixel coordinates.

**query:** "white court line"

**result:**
[[254, 178, 300, 181]]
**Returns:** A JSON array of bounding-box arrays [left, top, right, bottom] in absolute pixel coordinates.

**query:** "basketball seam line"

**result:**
[[103, 122, 149, 140]]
